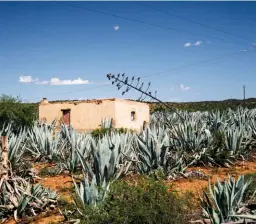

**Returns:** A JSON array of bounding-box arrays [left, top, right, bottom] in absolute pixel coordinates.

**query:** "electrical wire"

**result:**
[[56, 1, 251, 48], [27, 2, 255, 101], [135, 2, 253, 44]]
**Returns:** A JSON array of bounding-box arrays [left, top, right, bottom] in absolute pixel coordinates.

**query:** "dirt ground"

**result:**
[[3, 160, 256, 224]]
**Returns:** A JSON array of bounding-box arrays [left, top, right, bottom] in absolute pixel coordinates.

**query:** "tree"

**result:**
[[0, 94, 37, 130]]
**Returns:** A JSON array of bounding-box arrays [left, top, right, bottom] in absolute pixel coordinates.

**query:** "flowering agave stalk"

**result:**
[[200, 175, 253, 224]]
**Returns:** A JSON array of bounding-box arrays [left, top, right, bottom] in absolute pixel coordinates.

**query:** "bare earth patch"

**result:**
[[4, 160, 256, 224]]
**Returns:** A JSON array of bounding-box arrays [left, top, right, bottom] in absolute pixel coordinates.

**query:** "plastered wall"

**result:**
[[39, 98, 149, 132]]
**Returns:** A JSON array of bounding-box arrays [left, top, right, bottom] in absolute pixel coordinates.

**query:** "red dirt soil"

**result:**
[[4, 161, 256, 224]]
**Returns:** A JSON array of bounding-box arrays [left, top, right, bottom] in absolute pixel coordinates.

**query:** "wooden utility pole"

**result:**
[[1, 135, 8, 179]]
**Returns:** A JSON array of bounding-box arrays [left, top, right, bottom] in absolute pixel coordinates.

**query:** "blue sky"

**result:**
[[0, 1, 256, 102]]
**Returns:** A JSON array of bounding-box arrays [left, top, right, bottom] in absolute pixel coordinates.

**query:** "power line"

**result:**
[[135, 2, 253, 44], [32, 46, 254, 101], [28, 2, 255, 100], [56, 1, 250, 48], [141, 49, 251, 79]]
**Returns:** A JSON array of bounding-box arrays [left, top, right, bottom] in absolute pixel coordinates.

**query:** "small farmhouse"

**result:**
[[39, 98, 150, 132]]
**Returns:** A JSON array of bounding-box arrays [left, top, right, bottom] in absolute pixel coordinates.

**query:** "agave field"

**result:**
[[0, 107, 256, 224]]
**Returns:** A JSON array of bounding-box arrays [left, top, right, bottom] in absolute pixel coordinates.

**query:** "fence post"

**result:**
[[1, 135, 8, 179]]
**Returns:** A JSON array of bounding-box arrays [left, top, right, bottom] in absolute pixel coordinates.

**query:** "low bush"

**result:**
[[73, 177, 194, 224], [0, 94, 37, 131], [91, 127, 135, 138]]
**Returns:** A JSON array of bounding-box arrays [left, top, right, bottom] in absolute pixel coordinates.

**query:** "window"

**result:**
[[131, 111, 136, 121]]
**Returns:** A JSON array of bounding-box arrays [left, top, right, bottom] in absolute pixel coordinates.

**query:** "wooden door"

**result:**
[[62, 109, 70, 126]]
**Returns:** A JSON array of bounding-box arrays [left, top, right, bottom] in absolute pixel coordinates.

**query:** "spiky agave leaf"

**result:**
[[200, 175, 253, 224], [0, 176, 58, 222], [59, 131, 91, 173], [73, 174, 109, 208]]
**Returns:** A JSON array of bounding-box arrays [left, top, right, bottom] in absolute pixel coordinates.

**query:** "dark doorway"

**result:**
[[62, 109, 71, 126]]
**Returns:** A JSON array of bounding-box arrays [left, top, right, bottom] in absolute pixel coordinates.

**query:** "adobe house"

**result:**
[[39, 98, 150, 132]]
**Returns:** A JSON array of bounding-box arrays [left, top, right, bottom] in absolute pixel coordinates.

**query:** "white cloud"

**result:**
[[19, 76, 90, 85], [184, 41, 202, 47], [184, 42, 191, 47], [19, 75, 38, 83], [240, 49, 248, 52], [194, 41, 202, 46], [113, 25, 119, 31], [180, 84, 191, 91], [50, 77, 89, 85]]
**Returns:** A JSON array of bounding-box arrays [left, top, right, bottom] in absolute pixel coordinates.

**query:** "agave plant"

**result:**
[[36, 118, 57, 131], [59, 131, 91, 173], [0, 122, 13, 137], [101, 117, 113, 129], [0, 175, 58, 222], [191, 131, 236, 168], [224, 126, 251, 159], [73, 174, 109, 208], [0, 128, 27, 170], [135, 125, 190, 178], [170, 121, 212, 153], [135, 126, 170, 174], [77, 132, 134, 187], [200, 175, 253, 224], [26, 124, 67, 161], [205, 110, 228, 132], [60, 123, 74, 140]]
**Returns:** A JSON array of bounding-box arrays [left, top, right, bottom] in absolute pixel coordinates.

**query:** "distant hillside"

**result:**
[[142, 98, 256, 113], [31, 98, 256, 114]]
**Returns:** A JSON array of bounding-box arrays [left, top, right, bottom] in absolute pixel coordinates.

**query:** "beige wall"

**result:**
[[39, 98, 149, 132], [39, 99, 116, 131], [114, 99, 150, 131]]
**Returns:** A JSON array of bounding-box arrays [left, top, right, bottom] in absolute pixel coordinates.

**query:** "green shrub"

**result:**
[[74, 177, 194, 224], [91, 127, 135, 138], [0, 94, 37, 130], [91, 127, 111, 138]]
